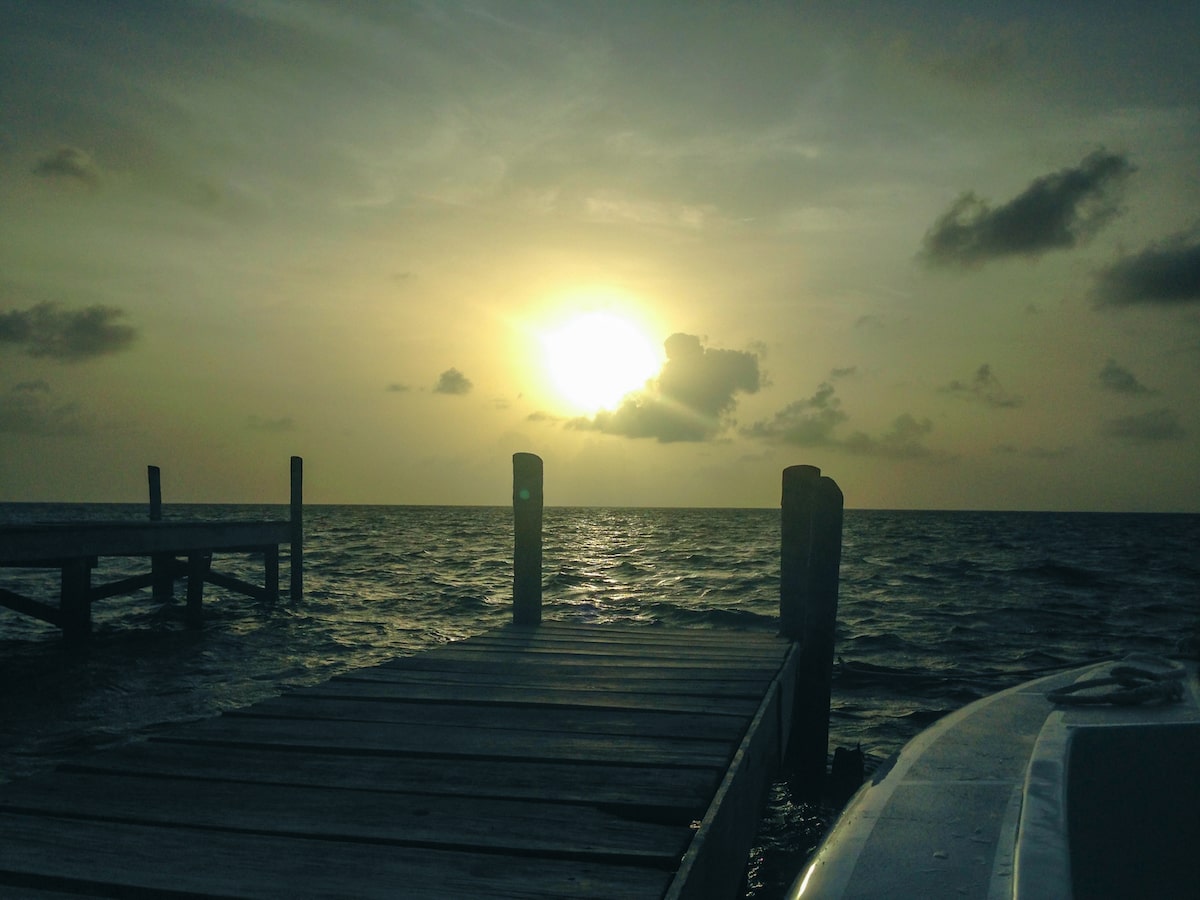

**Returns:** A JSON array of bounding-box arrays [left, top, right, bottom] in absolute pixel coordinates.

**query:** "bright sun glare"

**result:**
[[541, 310, 662, 415]]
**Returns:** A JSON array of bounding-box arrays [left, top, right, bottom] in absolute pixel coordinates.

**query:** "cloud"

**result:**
[[841, 414, 936, 459], [433, 367, 473, 395], [1097, 359, 1154, 395], [572, 333, 761, 442], [385, 382, 411, 393], [0, 302, 137, 361], [741, 382, 846, 445], [941, 363, 1022, 408], [743, 382, 939, 458], [1092, 230, 1200, 307], [247, 415, 294, 432], [32, 146, 102, 187], [0, 382, 86, 435], [1099, 408, 1185, 442], [920, 150, 1134, 267]]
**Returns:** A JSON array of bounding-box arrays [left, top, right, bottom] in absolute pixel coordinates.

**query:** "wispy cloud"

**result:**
[[920, 150, 1134, 267], [940, 363, 1022, 408], [571, 333, 761, 442], [433, 368, 473, 395], [247, 415, 294, 432], [1096, 359, 1155, 395], [32, 146, 102, 188], [0, 302, 137, 361], [1092, 229, 1200, 307], [1100, 408, 1185, 442], [0, 382, 86, 435], [743, 382, 939, 459]]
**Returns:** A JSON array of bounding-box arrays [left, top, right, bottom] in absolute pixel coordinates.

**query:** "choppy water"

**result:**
[[2, 504, 1197, 897]]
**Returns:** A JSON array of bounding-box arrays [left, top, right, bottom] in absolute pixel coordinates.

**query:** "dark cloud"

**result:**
[[941, 363, 1022, 408], [32, 146, 101, 187], [247, 415, 294, 432], [1097, 359, 1154, 395], [0, 382, 86, 435], [841, 414, 935, 459], [1092, 230, 1200, 307], [0, 302, 137, 361], [385, 382, 411, 393], [433, 367, 473, 395], [1100, 408, 1185, 442], [830, 366, 858, 379], [743, 382, 938, 459], [920, 150, 1134, 267], [740, 382, 845, 445], [572, 333, 761, 442]]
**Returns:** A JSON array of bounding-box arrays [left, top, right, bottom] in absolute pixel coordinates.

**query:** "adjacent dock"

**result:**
[[0, 456, 844, 898], [0, 458, 304, 645]]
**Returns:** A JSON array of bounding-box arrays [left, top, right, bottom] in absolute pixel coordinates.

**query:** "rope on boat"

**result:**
[[1047, 654, 1187, 706]]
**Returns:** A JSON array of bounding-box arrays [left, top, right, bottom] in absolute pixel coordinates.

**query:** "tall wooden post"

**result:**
[[512, 452, 543, 625], [780, 464, 844, 795], [290, 456, 303, 602], [148, 465, 173, 600]]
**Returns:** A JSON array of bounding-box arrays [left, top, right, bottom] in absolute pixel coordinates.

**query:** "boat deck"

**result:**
[[0, 622, 800, 899]]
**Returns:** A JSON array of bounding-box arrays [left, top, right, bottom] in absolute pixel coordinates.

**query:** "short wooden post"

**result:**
[[512, 452, 543, 625], [148, 465, 173, 600], [186, 552, 209, 628], [289, 456, 303, 602], [60, 557, 92, 649], [780, 464, 844, 795]]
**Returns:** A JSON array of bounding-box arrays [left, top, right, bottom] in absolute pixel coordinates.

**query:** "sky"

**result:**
[[2, 1, 1198, 510]]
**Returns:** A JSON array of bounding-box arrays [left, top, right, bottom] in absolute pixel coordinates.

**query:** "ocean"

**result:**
[[1, 504, 1197, 898]]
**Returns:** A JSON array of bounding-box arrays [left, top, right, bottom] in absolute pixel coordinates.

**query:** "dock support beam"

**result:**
[[512, 452, 543, 625], [780, 464, 844, 796], [148, 465, 174, 600], [290, 456, 304, 603]]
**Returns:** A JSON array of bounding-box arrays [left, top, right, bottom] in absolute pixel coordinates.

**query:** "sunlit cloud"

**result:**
[[940, 363, 1022, 408], [571, 333, 761, 442], [919, 150, 1134, 267], [1099, 408, 1185, 442], [1092, 229, 1200, 307], [1096, 359, 1155, 395], [433, 368, 473, 395], [0, 302, 137, 361]]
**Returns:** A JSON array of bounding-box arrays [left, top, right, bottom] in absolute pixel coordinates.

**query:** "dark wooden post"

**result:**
[[780, 464, 844, 795], [289, 456, 303, 602], [60, 557, 92, 649], [148, 465, 173, 600], [512, 452, 543, 625]]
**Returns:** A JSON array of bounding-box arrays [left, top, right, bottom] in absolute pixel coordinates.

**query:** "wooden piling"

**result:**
[[148, 465, 173, 600], [60, 557, 92, 648], [780, 464, 844, 795], [290, 456, 303, 603], [512, 452, 543, 625]]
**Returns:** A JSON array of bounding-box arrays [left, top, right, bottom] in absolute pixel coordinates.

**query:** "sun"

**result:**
[[540, 310, 662, 414]]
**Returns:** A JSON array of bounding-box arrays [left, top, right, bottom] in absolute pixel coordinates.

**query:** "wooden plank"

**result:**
[[295, 677, 762, 715], [0, 771, 689, 862], [229, 695, 749, 742], [0, 521, 291, 562], [0, 813, 674, 900], [150, 714, 735, 768], [0, 587, 60, 626], [61, 742, 720, 816]]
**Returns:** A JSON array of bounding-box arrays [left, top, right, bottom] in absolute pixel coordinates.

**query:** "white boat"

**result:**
[[789, 655, 1199, 899]]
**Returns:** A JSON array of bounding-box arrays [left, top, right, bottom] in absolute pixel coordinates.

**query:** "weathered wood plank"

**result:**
[[0, 813, 674, 899], [0, 521, 291, 562], [62, 742, 720, 815], [230, 695, 749, 742], [151, 714, 735, 767], [0, 771, 689, 862]]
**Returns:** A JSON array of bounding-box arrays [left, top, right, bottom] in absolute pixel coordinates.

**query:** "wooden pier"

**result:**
[[0, 458, 304, 645], [0, 457, 843, 899]]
